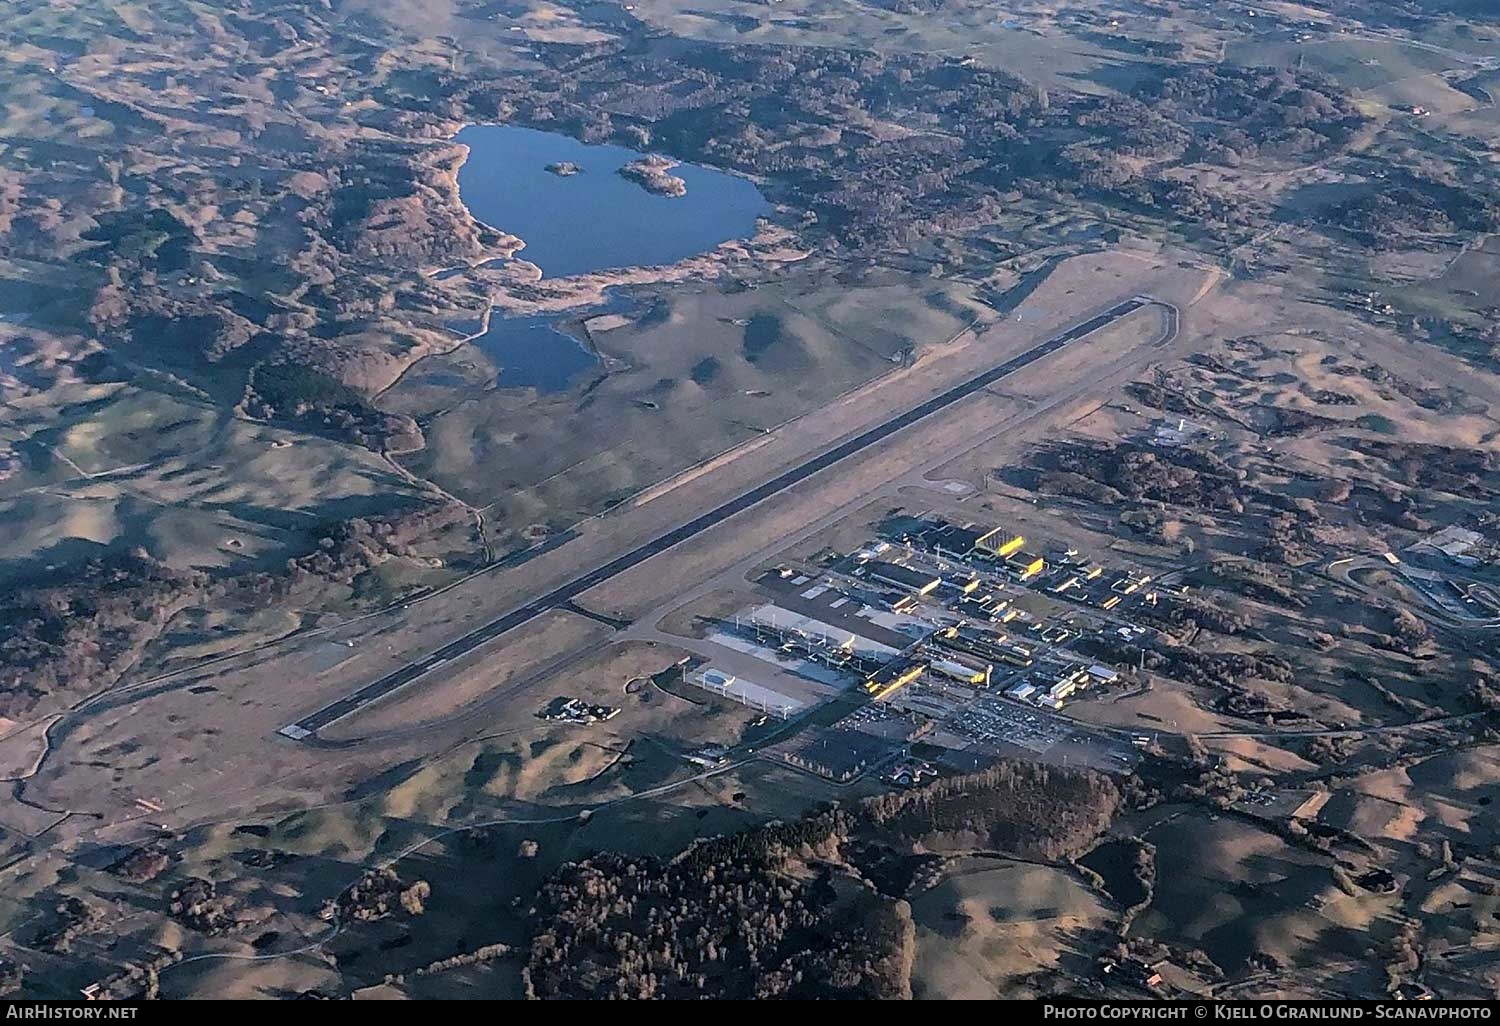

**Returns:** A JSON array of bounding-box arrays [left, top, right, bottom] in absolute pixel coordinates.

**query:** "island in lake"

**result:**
[[617, 155, 687, 197], [546, 161, 583, 176]]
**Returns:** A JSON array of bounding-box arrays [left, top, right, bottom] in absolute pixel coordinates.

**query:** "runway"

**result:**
[[281, 296, 1166, 740]]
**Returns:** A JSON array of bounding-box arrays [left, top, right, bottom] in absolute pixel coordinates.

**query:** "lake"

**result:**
[[454, 124, 770, 278]]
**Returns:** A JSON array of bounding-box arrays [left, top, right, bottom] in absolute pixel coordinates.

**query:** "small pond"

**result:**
[[470, 314, 599, 394]]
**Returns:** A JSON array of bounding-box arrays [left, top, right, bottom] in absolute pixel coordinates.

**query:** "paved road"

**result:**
[[281, 297, 1161, 740], [1326, 556, 1500, 631]]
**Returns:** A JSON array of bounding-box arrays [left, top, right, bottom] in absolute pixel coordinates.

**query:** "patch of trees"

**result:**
[[1079, 634, 1292, 693], [1282, 814, 1372, 858], [1384, 607, 1436, 659], [1384, 919, 1424, 988], [862, 761, 1121, 859], [1465, 675, 1500, 719], [78, 207, 197, 273], [524, 849, 914, 1000], [1349, 439, 1496, 497], [1215, 688, 1297, 724], [1127, 380, 1199, 416], [1133, 66, 1364, 163], [248, 362, 364, 412], [1136, 595, 1249, 636], [33, 897, 104, 955], [1032, 440, 1250, 512], [0, 960, 22, 997], [1315, 174, 1500, 249], [107, 846, 172, 884], [1117, 839, 1157, 936], [282, 502, 473, 586], [1262, 511, 1319, 566], [1080, 835, 1156, 933], [1307, 734, 1361, 765], [0, 504, 471, 719], [170, 878, 243, 935], [127, 307, 260, 366], [322, 144, 484, 265], [327, 156, 425, 236], [410, 942, 513, 979], [1206, 560, 1308, 608], [1118, 506, 1169, 542], [331, 868, 431, 923], [87, 956, 177, 1001], [1351, 480, 1430, 532], [0, 552, 207, 721], [243, 361, 422, 451], [1075, 32, 1186, 62], [1128, 746, 1243, 807], [522, 762, 1118, 999], [1047, 66, 1363, 236], [1260, 406, 1338, 437]]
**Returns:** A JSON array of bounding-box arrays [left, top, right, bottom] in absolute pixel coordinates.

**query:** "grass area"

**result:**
[[1133, 811, 1389, 975], [910, 856, 1108, 999], [0, 380, 421, 581], [621, 0, 1124, 93], [385, 273, 988, 550], [1226, 36, 1464, 91]]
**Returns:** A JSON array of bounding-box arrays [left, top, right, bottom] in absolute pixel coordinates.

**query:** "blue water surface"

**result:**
[[455, 124, 770, 278]]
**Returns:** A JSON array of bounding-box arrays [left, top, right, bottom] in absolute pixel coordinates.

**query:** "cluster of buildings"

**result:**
[[903, 517, 1157, 615], [694, 514, 1166, 782], [730, 516, 1153, 714], [1148, 417, 1210, 449], [1418, 525, 1492, 569], [1003, 660, 1117, 710], [538, 696, 620, 724], [920, 522, 1045, 580]]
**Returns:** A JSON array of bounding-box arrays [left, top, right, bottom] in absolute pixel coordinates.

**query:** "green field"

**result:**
[[383, 272, 991, 551]]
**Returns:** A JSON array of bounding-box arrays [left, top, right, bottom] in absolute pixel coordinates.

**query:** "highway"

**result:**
[[281, 296, 1163, 740]]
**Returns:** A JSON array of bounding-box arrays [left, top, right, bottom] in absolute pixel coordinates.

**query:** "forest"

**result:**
[[0, 503, 473, 720], [523, 762, 1119, 999]]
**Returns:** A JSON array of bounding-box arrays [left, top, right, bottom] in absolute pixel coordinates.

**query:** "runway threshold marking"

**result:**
[[281, 298, 1156, 739]]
